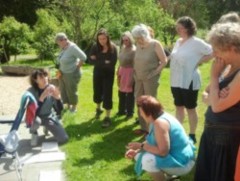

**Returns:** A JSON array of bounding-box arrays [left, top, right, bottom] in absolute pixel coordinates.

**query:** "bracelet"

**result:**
[[141, 143, 144, 150]]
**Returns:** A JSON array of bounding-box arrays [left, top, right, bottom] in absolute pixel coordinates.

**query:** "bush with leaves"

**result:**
[[0, 16, 32, 64], [33, 9, 62, 61]]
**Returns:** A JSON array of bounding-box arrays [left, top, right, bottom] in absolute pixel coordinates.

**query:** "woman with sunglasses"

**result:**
[[116, 31, 136, 119]]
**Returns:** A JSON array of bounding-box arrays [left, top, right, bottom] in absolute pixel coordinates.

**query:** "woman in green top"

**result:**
[[55, 33, 87, 113]]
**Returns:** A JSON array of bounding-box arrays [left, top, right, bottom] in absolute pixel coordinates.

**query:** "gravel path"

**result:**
[[0, 75, 29, 116]]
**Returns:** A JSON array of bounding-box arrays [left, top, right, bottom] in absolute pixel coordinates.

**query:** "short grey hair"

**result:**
[[131, 24, 151, 39], [207, 22, 240, 53], [218, 12, 240, 24], [55, 32, 68, 41]]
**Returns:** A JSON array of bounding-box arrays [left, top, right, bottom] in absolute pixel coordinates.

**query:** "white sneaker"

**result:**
[[31, 133, 38, 147]]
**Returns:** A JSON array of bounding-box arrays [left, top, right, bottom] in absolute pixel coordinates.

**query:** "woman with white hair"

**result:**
[[131, 24, 167, 136], [55, 33, 87, 113]]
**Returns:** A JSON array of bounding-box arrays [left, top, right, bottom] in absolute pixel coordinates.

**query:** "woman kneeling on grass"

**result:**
[[125, 95, 195, 181]]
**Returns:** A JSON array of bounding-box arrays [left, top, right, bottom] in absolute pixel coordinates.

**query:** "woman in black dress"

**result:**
[[195, 22, 240, 181]]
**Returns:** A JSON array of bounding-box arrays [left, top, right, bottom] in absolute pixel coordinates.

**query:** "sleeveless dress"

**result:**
[[195, 70, 240, 181], [134, 40, 160, 81], [135, 112, 195, 176]]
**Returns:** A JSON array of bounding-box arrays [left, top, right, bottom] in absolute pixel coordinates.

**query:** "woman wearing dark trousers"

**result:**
[[90, 28, 118, 128], [28, 69, 68, 146], [117, 31, 136, 118]]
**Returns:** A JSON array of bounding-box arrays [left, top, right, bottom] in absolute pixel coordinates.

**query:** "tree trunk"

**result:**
[[0, 53, 10, 64]]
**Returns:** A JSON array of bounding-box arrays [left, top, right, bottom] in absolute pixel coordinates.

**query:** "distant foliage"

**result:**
[[114, 0, 176, 45], [157, 0, 210, 28], [203, 0, 240, 25], [0, 0, 55, 27], [0, 16, 32, 63], [51, 0, 176, 51], [1, 0, 238, 63], [33, 9, 61, 61]]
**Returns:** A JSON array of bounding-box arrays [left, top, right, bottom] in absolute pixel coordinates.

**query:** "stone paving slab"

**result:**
[[0, 122, 65, 181], [39, 170, 63, 181]]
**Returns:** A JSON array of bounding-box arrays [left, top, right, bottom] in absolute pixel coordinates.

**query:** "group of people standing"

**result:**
[[125, 16, 212, 181], [24, 12, 240, 181]]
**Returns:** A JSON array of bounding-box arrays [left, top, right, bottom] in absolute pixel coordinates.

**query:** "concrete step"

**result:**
[[39, 170, 63, 181]]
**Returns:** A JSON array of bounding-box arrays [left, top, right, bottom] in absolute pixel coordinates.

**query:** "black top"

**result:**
[[28, 86, 63, 119], [89, 43, 118, 71], [205, 70, 240, 124]]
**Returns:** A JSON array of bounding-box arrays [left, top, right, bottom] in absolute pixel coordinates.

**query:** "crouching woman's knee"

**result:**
[[57, 130, 69, 145]]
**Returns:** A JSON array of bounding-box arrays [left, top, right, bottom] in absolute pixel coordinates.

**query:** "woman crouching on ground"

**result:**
[[125, 95, 195, 181], [28, 68, 68, 146]]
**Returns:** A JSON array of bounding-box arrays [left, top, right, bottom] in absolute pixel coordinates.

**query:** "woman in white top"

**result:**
[[169, 16, 213, 143]]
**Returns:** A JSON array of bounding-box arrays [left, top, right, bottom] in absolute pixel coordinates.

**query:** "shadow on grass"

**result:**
[[64, 113, 139, 141], [64, 114, 144, 162], [63, 111, 152, 180]]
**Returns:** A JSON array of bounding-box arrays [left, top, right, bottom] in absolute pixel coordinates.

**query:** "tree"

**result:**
[[0, 16, 32, 64], [33, 9, 62, 61], [203, 0, 240, 25], [0, 0, 55, 27], [51, 0, 123, 51], [116, 0, 176, 46], [47, 0, 176, 53], [157, 0, 210, 28]]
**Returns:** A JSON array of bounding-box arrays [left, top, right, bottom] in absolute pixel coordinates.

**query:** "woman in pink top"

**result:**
[[117, 31, 136, 118]]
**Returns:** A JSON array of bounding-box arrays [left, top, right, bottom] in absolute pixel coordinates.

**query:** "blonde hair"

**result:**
[[147, 26, 155, 38], [120, 31, 135, 49]]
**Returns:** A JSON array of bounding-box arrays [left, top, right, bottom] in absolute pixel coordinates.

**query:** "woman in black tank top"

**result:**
[[195, 23, 240, 181]]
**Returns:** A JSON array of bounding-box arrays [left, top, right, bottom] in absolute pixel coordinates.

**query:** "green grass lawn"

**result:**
[[60, 62, 212, 181]]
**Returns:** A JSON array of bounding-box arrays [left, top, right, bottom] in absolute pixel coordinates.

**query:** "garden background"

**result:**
[[0, 0, 238, 180]]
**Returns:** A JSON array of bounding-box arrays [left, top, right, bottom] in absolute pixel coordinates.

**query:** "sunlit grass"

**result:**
[[0, 55, 212, 180], [60, 61, 212, 181]]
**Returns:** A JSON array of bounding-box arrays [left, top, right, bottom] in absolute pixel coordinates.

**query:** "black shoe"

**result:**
[[116, 111, 126, 116], [189, 134, 197, 144], [101, 117, 112, 128], [126, 114, 133, 119], [95, 108, 103, 119]]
